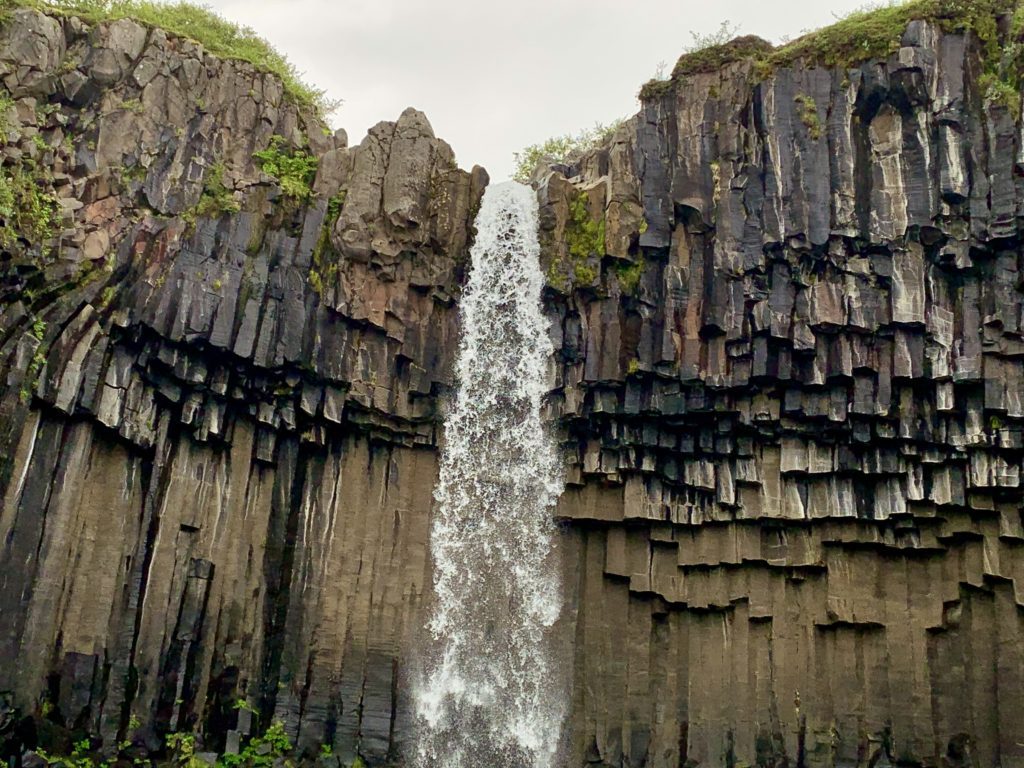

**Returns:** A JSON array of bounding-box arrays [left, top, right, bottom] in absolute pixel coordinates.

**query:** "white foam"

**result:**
[[412, 181, 566, 768]]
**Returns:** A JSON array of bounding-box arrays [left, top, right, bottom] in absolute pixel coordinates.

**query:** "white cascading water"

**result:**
[[413, 181, 566, 768]]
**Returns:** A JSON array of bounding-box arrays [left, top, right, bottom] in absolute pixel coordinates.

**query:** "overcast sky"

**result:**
[[204, 0, 870, 180]]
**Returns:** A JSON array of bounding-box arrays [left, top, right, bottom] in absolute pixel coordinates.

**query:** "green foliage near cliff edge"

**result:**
[[511, 120, 623, 183], [253, 135, 318, 200], [0, 0, 338, 116], [641, 0, 1024, 108]]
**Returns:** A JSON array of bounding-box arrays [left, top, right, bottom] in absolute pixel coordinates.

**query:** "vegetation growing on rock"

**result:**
[[189, 161, 241, 221], [309, 191, 345, 295], [0, 0, 338, 115], [0, 159, 59, 251], [547, 190, 605, 291], [641, 0, 1024, 109], [511, 121, 622, 183], [253, 135, 319, 200], [794, 93, 822, 140]]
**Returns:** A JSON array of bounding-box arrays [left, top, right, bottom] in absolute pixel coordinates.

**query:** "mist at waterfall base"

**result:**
[[412, 182, 567, 768]]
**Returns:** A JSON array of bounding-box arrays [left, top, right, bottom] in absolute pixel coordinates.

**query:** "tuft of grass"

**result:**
[[0, 0, 338, 116], [639, 20, 772, 100], [645, 0, 1023, 101], [794, 94, 822, 139], [673, 34, 774, 78]]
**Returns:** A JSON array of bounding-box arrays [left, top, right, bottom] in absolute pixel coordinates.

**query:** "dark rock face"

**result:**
[[540, 17, 1024, 768], [3, 6, 1024, 768], [0, 8, 482, 764]]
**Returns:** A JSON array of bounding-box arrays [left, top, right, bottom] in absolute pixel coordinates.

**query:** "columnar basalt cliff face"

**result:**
[[0, 7, 484, 764], [539, 15, 1024, 768], [5, 4, 1024, 768]]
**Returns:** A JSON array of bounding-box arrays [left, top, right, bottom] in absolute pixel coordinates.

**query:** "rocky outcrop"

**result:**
[[5, 4, 1024, 768], [0, 7, 483, 764], [540, 15, 1024, 768]]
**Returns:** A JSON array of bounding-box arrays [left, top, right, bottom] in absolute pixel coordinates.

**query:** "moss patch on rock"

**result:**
[[644, 0, 1024, 104], [0, 0, 337, 116]]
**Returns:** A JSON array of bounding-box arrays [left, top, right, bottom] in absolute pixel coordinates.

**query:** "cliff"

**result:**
[[2, 2, 1024, 768], [540, 3, 1024, 767], [0, 5, 483, 764]]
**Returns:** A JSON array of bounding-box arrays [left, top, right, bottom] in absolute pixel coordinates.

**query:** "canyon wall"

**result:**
[[0, 7, 483, 764], [541, 14, 1024, 768], [2, 5, 1024, 768]]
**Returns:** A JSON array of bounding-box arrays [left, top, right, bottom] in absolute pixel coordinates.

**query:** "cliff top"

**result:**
[[641, 0, 1022, 100], [0, 0, 336, 115]]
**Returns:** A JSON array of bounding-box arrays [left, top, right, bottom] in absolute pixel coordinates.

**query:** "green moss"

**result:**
[[673, 34, 774, 78], [20, 318, 47, 403], [770, 0, 1013, 71], [794, 93, 822, 139], [253, 135, 318, 200], [546, 191, 605, 291], [0, 92, 12, 132], [626, 357, 640, 376], [0, 0, 337, 116], [308, 190, 345, 295], [638, 77, 676, 101], [566, 191, 605, 262], [616, 260, 644, 293], [182, 161, 239, 224], [653, 0, 1022, 102]]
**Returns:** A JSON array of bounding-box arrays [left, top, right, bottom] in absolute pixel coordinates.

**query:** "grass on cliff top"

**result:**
[[0, 0, 338, 116], [641, 0, 1020, 100]]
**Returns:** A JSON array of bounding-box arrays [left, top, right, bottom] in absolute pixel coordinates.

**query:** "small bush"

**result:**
[[218, 720, 292, 768], [253, 135, 318, 200], [511, 120, 623, 183], [0, 160, 59, 249]]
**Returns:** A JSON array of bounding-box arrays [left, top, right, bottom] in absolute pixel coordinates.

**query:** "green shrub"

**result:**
[[1, 0, 337, 116], [218, 720, 292, 768], [511, 120, 623, 183], [253, 135, 318, 200], [0, 160, 59, 249]]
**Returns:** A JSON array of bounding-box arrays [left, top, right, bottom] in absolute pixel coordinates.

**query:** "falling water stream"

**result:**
[[413, 182, 566, 768]]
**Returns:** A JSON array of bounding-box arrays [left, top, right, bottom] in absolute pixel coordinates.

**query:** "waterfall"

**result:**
[[413, 182, 566, 768]]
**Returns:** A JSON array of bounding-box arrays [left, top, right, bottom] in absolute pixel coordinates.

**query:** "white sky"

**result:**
[[204, 0, 870, 181]]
